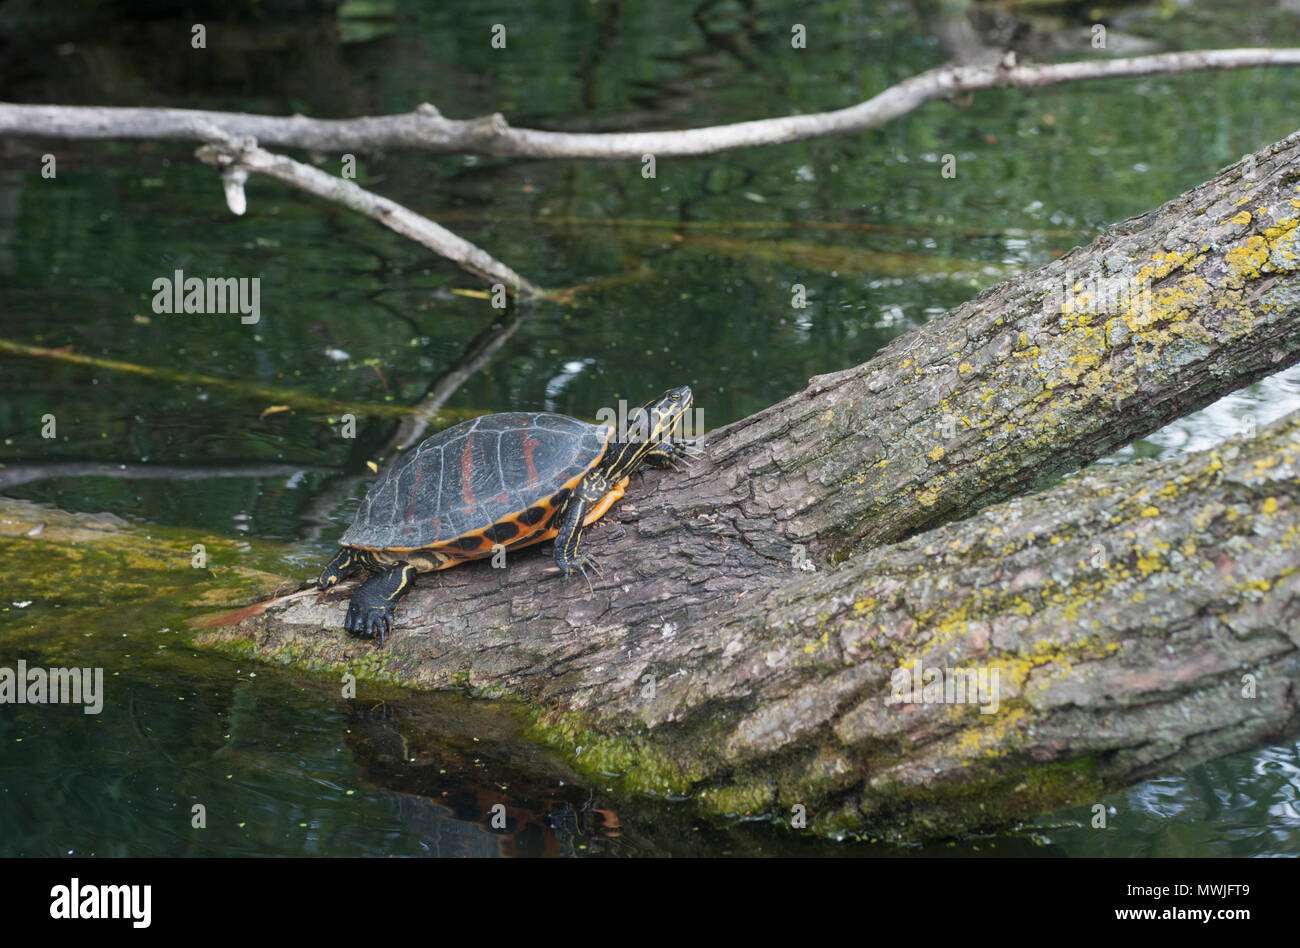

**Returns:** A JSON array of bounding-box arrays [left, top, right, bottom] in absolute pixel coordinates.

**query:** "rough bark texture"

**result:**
[[5, 49, 1300, 158], [194, 132, 1300, 840]]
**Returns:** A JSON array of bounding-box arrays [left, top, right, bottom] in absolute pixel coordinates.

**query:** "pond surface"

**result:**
[[1, 0, 1298, 856]]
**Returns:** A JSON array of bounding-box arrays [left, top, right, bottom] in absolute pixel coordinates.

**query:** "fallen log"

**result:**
[[193, 129, 1300, 839]]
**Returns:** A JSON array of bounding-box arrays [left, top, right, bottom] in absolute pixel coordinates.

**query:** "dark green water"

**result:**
[[1, 0, 1297, 856]]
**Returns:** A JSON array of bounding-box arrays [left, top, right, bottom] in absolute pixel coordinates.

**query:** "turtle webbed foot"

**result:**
[[643, 439, 700, 472], [561, 553, 602, 593], [344, 601, 394, 646], [341, 563, 414, 647]]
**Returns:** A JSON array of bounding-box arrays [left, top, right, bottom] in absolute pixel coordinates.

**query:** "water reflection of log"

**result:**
[[342, 699, 584, 858], [337, 695, 865, 856]]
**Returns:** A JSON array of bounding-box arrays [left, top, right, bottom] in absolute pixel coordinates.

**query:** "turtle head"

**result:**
[[603, 386, 693, 475], [598, 386, 695, 480], [641, 385, 693, 443]]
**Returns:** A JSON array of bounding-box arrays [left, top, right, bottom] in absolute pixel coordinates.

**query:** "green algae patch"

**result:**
[[696, 777, 778, 818], [0, 496, 300, 633], [194, 630, 420, 688], [857, 756, 1105, 841], [811, 797, 877, 838], [522, 709, 709, 796]]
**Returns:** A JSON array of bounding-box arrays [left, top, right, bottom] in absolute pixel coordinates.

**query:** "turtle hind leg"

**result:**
[[344, 563, 416, 646], [318, 547, 364, 589]]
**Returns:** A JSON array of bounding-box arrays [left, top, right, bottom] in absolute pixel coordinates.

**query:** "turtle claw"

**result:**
[[672, 441, 702, 471], [345, 601, 393, 646], [645, 439, 701, 473], [563, 554, 602, 593]]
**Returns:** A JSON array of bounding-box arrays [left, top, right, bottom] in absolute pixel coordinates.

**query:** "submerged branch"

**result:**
[[0, 461, 333, 489], [0, 337, 481, 423], [193, 133, 540, 295]]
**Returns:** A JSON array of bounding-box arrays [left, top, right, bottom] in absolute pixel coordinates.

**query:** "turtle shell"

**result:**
[[341, 412, 612, 556]]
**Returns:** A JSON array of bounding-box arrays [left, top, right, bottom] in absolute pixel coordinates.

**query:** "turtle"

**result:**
[[318, 385, 696, 643]]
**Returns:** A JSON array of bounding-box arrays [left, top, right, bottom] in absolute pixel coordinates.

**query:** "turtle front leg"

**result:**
[[554, 472, 608, 582], [345, 563, 416, 645], [641, 438, 699, 472], [318, 547, 363, 588]]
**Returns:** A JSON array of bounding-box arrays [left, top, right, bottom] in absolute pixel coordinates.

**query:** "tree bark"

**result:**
[[191, 128, 1300, 839], [196, 411, 1300, 841]]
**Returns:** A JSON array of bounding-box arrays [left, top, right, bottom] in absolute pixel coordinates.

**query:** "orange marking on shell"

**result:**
[[460, 434, 477, 510], [521, 435, 542, 487], [406, 464, 423, 519], [383, 437, 619, 564]]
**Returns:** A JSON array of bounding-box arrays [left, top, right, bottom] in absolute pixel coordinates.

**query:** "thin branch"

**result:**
[[0, 461, 334, 489], [4, 49, 1300, 158], [193, 131, 540, 295], [0, 337, 480, 422], [292, 305, 534, 540]]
